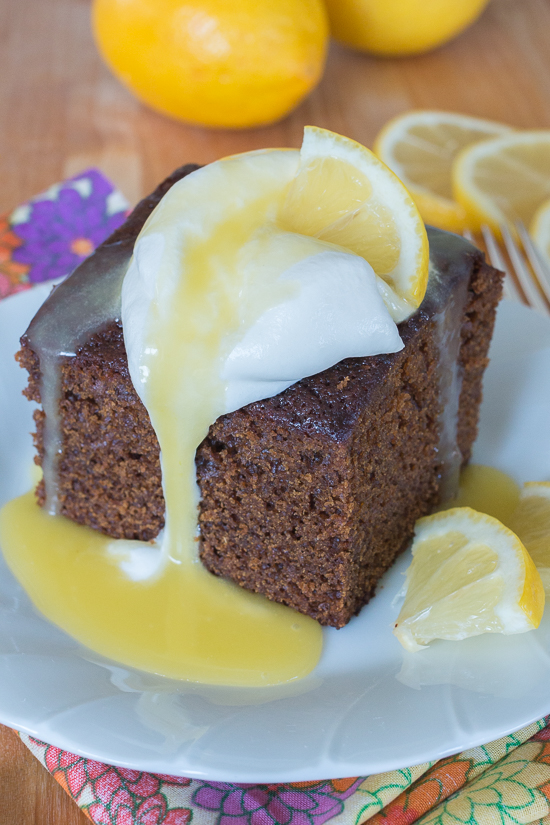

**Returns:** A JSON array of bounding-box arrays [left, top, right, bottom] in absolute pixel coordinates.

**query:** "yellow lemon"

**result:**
[[92, 0, 328, 129], [374, 111, 511, 233], [509, 483, 550, 591], [393, 507, 545, 652], [453, 131, 550, 234], [282, 127, 429, 318], [324, 0, 490, 57]]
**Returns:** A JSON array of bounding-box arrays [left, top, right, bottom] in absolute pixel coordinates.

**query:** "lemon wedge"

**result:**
[[509, 483, 550, 591], [393, 507, 545, 652], [282, 126, 429, 320], [531, 197, 550, 268], [374, 110, 511, 233], [453, 131, 550, 234]]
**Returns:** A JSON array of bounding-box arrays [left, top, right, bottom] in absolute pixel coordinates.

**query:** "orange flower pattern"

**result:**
[[0, 214, 30, 298]]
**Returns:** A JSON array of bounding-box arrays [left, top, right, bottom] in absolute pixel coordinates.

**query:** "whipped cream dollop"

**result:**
[[122, 231, 404, 414]]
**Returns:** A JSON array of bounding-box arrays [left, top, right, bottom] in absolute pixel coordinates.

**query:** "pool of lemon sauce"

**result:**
[[0, 157, 329, 687]]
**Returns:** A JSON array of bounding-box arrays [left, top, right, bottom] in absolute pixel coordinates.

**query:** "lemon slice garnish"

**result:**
[[281, 126, 429, 321], [453, 131, 550, 234], [394, 507, 545, 652], [374, 110, 511, 233], [509, 483, 550, 591]]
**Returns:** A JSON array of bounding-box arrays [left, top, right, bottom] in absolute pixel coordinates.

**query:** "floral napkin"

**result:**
[[3, 172, 550, 825], [17, 720, 550, 825]]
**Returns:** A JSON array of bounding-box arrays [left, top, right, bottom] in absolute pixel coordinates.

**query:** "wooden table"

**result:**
[[1, 0, 550, 820]]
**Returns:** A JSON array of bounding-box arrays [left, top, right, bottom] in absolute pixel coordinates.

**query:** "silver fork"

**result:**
[[464, 223, 550, 316]]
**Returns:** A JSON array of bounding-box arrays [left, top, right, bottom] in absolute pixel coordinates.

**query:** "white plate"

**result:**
[[1, 288, 550, 783]]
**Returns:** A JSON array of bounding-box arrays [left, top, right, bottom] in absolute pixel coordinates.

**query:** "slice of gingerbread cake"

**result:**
[[17, 162, 502, 629]]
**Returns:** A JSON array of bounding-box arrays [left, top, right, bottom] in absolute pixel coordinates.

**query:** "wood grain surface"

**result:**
[[0, 725, 89, 824], [1, 0, 550, 821]]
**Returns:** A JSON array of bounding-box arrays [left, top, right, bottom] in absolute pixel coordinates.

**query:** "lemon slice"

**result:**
[[509, 483, 550, 591], [531, 197, 550, 267], [373, 111, 511, 233], [281, 126, 429, 321], [393, 507, 545, 652], [453, 131, 550, 234]]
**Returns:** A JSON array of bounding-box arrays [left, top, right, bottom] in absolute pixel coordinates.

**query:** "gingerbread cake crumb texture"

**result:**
[[17, 167, 503, 628]]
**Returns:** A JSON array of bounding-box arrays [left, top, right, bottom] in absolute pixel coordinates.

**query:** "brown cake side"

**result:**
[[18, 163, 200, 537], [17, 169, 503, 628], [197, 250, 501, 626]]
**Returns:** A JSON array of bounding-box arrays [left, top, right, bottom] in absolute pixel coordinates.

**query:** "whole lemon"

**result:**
[[324, 0, 491, 57], [92, 0, 328, 129]]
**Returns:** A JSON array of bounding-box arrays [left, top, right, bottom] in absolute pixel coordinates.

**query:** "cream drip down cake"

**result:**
[[15, 139, 503, 635]]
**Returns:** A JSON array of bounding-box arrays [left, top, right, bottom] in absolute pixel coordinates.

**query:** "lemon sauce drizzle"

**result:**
[[1, 152, 325, 687], [1, 129, 429, 684]]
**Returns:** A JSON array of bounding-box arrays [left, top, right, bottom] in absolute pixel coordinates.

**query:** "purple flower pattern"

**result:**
[[192, 779, 364, 825], [10, 169, 128, 286]]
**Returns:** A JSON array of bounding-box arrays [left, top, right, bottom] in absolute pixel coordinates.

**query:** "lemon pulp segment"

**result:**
[[394, 507, 545, 652], [509, 483, 550, 591]]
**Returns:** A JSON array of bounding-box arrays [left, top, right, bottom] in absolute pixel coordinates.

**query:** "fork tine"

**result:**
[[481, 224, 523, 304], [500, 223, 550, 315], [515, 220, 550, 305]]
